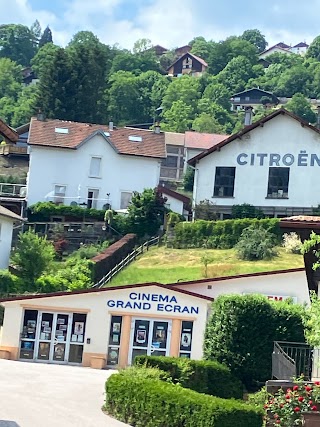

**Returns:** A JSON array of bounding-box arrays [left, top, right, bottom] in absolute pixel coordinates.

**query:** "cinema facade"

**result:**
[[0, 267, 310, 369]]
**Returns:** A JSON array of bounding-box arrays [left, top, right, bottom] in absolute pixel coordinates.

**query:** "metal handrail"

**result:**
[[92, 236, 160, 288]]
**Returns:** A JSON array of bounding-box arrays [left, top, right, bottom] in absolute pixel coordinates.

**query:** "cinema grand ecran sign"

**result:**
[[107, 292, 200, 314]]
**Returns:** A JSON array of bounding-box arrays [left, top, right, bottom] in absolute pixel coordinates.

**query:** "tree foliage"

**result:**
[[235, 225, 278, 260], [0, 24, 37, 66], [285, 93, 317, 123]]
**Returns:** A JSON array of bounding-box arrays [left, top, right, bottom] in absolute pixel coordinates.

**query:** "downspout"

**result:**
[[188, 163, 199, 222]]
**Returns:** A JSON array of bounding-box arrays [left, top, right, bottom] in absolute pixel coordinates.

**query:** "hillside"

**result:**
[[107, 246, 304, 286]]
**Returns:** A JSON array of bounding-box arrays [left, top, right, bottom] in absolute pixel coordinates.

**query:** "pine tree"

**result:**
[[39, 26, 53, 48]]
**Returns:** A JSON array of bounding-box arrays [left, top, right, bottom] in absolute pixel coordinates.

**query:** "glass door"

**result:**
[[129, 318, 171, 365], [36, 312, 72, 363]]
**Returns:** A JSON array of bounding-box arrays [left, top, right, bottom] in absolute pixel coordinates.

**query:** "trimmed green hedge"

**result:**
[[134, 355, 243, 399], [105, 374, 263, 427], [173, 218, 281, 249]]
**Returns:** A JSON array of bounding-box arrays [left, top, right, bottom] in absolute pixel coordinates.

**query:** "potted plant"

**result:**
[[265, 378, 320, 426]]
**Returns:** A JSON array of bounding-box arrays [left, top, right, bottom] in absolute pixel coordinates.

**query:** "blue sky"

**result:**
[[1, 0, 318, 49]]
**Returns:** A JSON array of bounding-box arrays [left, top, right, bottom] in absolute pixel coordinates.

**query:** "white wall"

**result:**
[[0, 216, 14, 269], [194, 114, 320, 208], [1, 285, 210, 361], [174, 270, 310, 305], [259, 47, 293, 59], [165, 195, 184, 215], [27, 134, 161, 210]]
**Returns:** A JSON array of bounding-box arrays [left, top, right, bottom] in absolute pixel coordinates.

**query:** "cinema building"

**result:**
[[0, 267, 310, 369], [189, 108, 320, 218]]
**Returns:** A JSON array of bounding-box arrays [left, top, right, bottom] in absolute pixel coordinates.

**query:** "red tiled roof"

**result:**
[[157, 185, 191, 204], [188, 108, 320, 165], [185, 131, 228, 150], [28, 118, 166, 159], [0, 118, 18, 143]]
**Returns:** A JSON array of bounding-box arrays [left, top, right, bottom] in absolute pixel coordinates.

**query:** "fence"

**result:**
[[0, 182, 26, 198], [93, 236, 160, 288]]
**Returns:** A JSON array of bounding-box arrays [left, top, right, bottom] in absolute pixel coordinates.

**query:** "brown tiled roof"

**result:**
[[293, 42, 309, 48], [185, 131, 228, 150], [280, 216, 320, 229], [28, 118, 166, 159], [282, 216, 320, 222], [0, 118, 18, 143], [0, 205, 24, 221], [188, 108, 320, 165], [167, 52, 208, 71]]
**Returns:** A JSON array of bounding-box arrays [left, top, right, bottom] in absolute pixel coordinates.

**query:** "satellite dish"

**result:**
[[70, 201, 78, 206], [103, 203, 111, 210]]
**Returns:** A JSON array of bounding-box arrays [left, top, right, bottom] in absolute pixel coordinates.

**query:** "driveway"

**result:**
[[0, 359, 129, 427]]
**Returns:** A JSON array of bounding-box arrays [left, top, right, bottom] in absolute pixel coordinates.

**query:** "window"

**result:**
[[54, 185, 66, 204], [162, 156, 178, 168], [120, 191, 133, 209], [213, 167, 236, 197], [245, 96, 250, 101], [179, 321, 193, 358], [89, 156, 101, 177], [107, 316, 123, 366], [267, 167, 290, 198], [87, 189, 99, 209]]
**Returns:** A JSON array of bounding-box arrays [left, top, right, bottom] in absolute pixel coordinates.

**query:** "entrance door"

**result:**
[[36, 312, 72, 363], [129, 318, 171, 365]]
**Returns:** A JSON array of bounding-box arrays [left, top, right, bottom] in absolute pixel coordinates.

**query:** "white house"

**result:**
[[259, 44, 294, 60], [157, 185, 191, 218], [0, 206, 23, 270], [189, 108, 320, 218], [26, 118, 166, 210]]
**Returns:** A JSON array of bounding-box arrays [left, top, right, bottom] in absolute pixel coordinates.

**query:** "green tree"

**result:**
[[136, 71, 165, 122], [34, 47, 77, 120], [192, 112, 226, 134], [11, 230, 55, 287], [0, 58, 22, 99], [306, 35, 320, 61], [202, 82, 231, 110], [241, 29, 267, 53], [0, 24, 37, 66], [12, 84, 39, 127], [216, 56, 260, 93], [162, 100, 193, 132], [30, 20, 42, 41], [132, 38, 152, 54], [31, 43, 60, 79], [39, 26, 53, 48], [276, 65, 313, 97], [183, 166, 195, 191], [285, 93, 316, 123], [127, 188, 166, 237], [235, 226, 277, 261], [162, 76, 201, 113]]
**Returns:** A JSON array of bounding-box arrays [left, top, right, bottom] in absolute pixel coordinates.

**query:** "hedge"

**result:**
[[204, 294, 306, 390], [134, 355, 243, 399], [172, 218, 281, 249], [105, 374, 263, 427], [27, 202, 105, 222], [91, 233, 136, 282]]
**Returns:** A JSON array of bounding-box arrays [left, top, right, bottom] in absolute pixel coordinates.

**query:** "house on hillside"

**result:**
[[167, 52, 208, 77], [230, 88, 280, 111], [26, 117, 166, 210], [259, 42, 294, 60], [160, 132, 185, 183], [0, 205, 24, 269], [290, 42, 309, 55], [184, 131, 228, 171], [175, 45, 191, 57], [158, 185, 191, 218], [150, 45, 168, 56], [188, 108, 320, 219]]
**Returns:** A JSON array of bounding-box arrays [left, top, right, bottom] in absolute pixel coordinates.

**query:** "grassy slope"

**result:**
[[108, 246, 304, 286]]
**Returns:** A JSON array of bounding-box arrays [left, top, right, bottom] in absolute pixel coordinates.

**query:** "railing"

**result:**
[[0, 182, 26, 198], [0, 145, 28, 156], [93, 236, 160, 288], [272, 341, 314, 380]]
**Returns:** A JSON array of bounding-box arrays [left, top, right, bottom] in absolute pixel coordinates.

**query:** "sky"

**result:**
[[1, 0, 319, 50]]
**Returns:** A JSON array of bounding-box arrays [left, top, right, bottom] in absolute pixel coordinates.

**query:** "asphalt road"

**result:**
[[0, 359, 129, 427]]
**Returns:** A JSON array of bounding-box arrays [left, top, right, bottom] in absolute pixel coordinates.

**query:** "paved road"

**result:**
[[0, 359, 130, 427]]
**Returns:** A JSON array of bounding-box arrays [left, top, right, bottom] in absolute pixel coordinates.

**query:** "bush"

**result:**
[[173, 218, 281, 249], [204, 295, 306, 390], [118, 365, 172, 382], [105, 374, 263, 427], [235, 226, 278, 260], [0, 270, 22, 295], [283, 232, 302, 254], [27, 202, 105, 222], [134, 355, 243, 399], [231, 204, 264, 219], [91, 234, 136, 282], [183, 166, 195, 192]]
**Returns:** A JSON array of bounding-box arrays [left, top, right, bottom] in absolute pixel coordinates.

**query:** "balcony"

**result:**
[[0, 145, 28, 156], [0, 182, 27, 198]]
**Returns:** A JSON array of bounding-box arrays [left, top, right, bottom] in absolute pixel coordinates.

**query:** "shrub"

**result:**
[[235, 225, 278, 260], [0, 270, 22, 295], [282, 232, 302, 254], [118, 365, 172, 382], [91, 234, 136, 282], [105, 374, 263, 427], [204, 295, 306, 390], [265, 379, 320, 427], [231, 204, 265, 219], [173, 218, 281, 249], [27, 202, 105, 222], [183, 166, 195, 192], [134, 355, 243, 399]]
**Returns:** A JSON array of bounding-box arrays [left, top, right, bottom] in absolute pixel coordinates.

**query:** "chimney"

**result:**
[[154, 121, 161, 134], [37, 110, 45, 121], [244, 106, 253, 126], [109, 120, 114, 131]]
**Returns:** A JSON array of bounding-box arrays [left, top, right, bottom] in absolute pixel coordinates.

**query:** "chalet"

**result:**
[[148, 45, 168, 56], [167, 52, 208, 77], [291, 42, 309, 55], [188, 108, 320, 218], [175, 45, 191, 57], [259, 41, 309, 60], [230, 88, 279, 111], [26, 117, 166, 210]]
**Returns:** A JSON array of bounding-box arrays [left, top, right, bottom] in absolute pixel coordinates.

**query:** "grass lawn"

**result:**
[[107, 246, 304, 286]]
